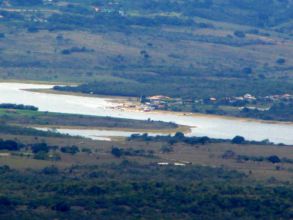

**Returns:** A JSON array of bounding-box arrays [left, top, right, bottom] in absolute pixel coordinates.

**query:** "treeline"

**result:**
[[0, 162, 292, 219], [61, 47, 95, 55], [53, 78, 293, 100], [0, 104, 38, 111], [0, 138, 86, 161], [128, 133, 279, 146], [240, 103, 293, 122], [119, 0, 292, 28], [0, 139, 23, 151], [0, 125, 64, 137], [111, 146, 154, 158], [45, 12, 196, 31], [237, 154, 293, 164], [2, 0, 292, 33]]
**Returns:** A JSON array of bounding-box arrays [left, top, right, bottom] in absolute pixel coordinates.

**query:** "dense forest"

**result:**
[[0, 162, 292, 220]]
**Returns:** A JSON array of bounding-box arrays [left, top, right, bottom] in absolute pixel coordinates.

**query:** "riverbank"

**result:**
[[28, 124, 191, 134], [0, 108, 190, 134], [28, 87, 293, 126], [0, 79, 77, 86], [1, 82, 292, 144]]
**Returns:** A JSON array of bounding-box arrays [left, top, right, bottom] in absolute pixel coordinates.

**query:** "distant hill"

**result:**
[[0, 0, 292, 99]]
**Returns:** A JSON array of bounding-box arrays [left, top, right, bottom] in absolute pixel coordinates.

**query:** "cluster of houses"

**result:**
[[207, 93, 292, 105], [264, 94, 292, 101], [113, 92, 292, 113], [141, 95, 174, 111], [141, 94, 261, 111]]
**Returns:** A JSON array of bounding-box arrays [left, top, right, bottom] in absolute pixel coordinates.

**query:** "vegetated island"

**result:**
[[0, 105, 188, 133]]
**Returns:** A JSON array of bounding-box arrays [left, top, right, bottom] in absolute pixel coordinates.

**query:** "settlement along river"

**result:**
[[0, 82, 293, 145]]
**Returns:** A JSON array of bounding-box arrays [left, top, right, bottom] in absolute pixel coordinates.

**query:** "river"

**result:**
[[0, 82, 293, 144]]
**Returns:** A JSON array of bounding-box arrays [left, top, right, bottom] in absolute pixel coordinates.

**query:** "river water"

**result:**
[[0, 82, 292, 145]]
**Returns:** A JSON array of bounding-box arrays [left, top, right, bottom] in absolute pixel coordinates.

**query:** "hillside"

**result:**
[[0, 0, 292, 108]]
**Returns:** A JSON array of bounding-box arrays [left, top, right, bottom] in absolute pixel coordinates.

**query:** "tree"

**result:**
[[276, 58, 286, 65], [60, 146, 79, 154], [111, 147, 123, 158], [34, 151, 49, 160], [242, 67, 252, 74], [52, 202, 70, 212], [234, 31, 246, 38], [0, 140, 19, 151], [267, 155, 281, 164], [160, 145, 174, 153], [174, 132, 185, 140], [42, 166, 59, 175], [232, 136, 246, 144], [31, 143, 49, 154]]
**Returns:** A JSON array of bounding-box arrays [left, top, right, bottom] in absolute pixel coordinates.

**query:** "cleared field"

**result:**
[[1, 131, 292, 182]]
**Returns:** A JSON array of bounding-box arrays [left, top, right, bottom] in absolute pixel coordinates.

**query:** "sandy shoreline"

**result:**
[[26, 87, 293, 126]]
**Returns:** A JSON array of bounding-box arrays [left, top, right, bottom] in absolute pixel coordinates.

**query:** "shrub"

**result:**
[[42, 166, 59, 175], [34, 151, 49, 160], [276, 58, 286, 65], [160, 145, 174, 153], [60, 146, 79, 154], [52, 202, 70, 212], [31, 143, 49, 153], [111, 147, 123, 158], [267, 155, 281, 164], [234, 31, 246, 38], [0, 140, 20, 151], [232, 136, 246, 144]]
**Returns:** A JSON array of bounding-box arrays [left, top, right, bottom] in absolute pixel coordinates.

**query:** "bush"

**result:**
[[60, 146, 79, 154], [276, 58, 286, 65], [34, 151, 49, 160], [234, 31, 246, 38], [0, 140, 20, 151], [0, 196, 14, 209], [232, 136, 246, 144], [267, 155, 281, 164], [52, 202, 70, 212], [31, 143, 49, 154], [42, 166, 59, 175], [242, 67, 253, 74], [111, 147, 123, 158], [160, 145, 174, 153]]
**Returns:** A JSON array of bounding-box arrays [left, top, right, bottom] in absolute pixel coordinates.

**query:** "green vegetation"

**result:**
[[111, 146, 154, 158], [138, 91, 293, 121], [0, 124, 64, 137], [128, 133, 276, 146], [0, 1, 292, 219], [0, 104, 38, 111], [0, 162, 292, 220], [54, 78, 293, 100], [0, 127, 292, 219], [0, 108, 178, 131]]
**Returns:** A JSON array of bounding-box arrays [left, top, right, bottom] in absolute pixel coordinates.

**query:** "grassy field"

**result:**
[[0, 108, 185, 132], [1, 131, 292, 182]]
